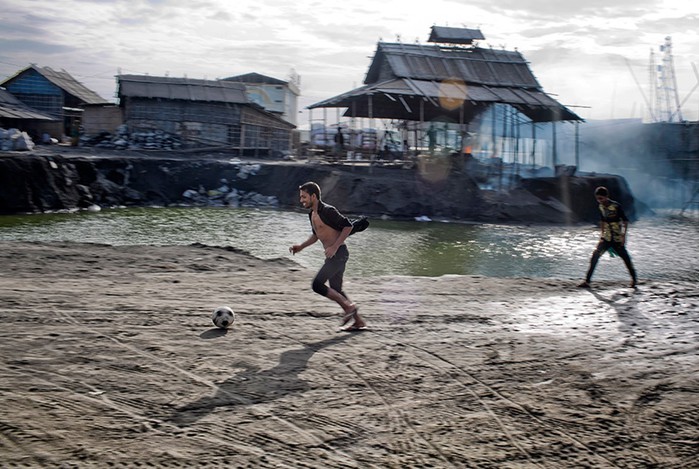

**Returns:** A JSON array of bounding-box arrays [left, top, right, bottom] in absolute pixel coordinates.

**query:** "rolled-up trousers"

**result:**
[[312, 244, 349, 300]]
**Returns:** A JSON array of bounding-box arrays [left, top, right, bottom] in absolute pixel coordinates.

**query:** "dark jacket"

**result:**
[[309, 201, 352, 234], [308, 201, 368, 236]]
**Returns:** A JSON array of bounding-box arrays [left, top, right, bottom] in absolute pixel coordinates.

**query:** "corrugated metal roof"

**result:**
[[310, 79, 556, 108], [309, 78, 580, 122], [0, 88, 56, 120], [367, 42, 539, 88], [222, 72, 287, 85], [428, 26, 485, 45], [33, 66, 108, 104], [118, 75, 249, 104]]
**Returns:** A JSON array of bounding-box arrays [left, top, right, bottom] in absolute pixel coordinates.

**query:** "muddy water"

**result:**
[[0, 207, 697, 281]]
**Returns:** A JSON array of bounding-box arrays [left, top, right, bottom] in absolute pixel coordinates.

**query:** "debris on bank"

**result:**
[[1, 128, 35, 151], [0, 151, 281, 214], [182, 177, 279, 208], [81, 125, 183, 151]]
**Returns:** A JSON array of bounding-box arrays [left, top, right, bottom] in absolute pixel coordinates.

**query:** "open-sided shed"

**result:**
[[309, 26, 581, 125]]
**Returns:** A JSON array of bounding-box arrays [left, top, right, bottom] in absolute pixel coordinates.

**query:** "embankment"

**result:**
[[0, 148, 640, 223]]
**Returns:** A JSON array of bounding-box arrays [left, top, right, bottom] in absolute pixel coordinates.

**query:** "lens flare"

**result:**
[[417, 153, 451, 183], [438, 78, 468, 111]]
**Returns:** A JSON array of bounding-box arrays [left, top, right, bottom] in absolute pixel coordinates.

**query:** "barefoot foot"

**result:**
[[340, 306, 358, 327]]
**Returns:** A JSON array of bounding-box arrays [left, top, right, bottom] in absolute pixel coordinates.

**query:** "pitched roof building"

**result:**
[[309, 26, 580, 124], [117, 74, 294, 153], [1, 65, 108, 119], [1, 65, 108, 139]]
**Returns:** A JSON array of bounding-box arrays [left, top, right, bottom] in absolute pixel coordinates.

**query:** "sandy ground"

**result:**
[[0, 241, 697, 468]]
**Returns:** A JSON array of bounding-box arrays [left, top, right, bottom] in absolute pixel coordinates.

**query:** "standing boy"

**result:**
[[579, 186, 638, 288], [289, 182, 367, 330]]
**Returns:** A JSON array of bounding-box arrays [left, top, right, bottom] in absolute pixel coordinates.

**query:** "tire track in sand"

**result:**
[[275, 330, 460, 469], [0, 363, 287, 466], [49, 309, 360, 467], [368, 328, 622, 469]]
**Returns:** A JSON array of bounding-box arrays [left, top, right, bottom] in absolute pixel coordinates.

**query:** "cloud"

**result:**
[[458, 0, 658, 18], [0, 0, 697, 122], [0, 38, 76, 55], [0, 21, 46, 38]]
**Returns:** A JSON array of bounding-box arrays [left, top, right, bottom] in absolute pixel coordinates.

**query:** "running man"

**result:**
[[579, 186, 638, 288], [289, 182, 367, 330]]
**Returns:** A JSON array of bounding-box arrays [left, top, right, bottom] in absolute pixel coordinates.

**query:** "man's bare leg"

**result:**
[[326, 288, 354, 312], [327, 287, 357, 325]]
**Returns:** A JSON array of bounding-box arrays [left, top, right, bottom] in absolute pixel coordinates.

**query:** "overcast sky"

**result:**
[[1, 0, 697, 126]]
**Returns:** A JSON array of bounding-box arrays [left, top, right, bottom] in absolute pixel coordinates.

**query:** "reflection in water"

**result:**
[[0, 207, 697, 281]]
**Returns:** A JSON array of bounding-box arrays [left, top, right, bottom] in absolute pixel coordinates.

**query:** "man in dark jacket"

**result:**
[[579, 186, 638, 288], [289, 182, 367, 330]]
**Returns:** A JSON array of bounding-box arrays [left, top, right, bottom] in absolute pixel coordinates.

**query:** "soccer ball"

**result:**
[[212, 306, 235, 329]]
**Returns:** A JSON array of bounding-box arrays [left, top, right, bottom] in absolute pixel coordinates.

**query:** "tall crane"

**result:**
[[654, 36, 683, 122]]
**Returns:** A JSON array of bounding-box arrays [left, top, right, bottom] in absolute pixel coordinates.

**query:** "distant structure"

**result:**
[[117, 74, 294, 154], [222, 72, 300, 126], [308, 25, 581, 165], [310, 25, 579, 123], [427, 26, 485, 44], [1, 65, 108, 138], [649, 36, 684, 123]]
